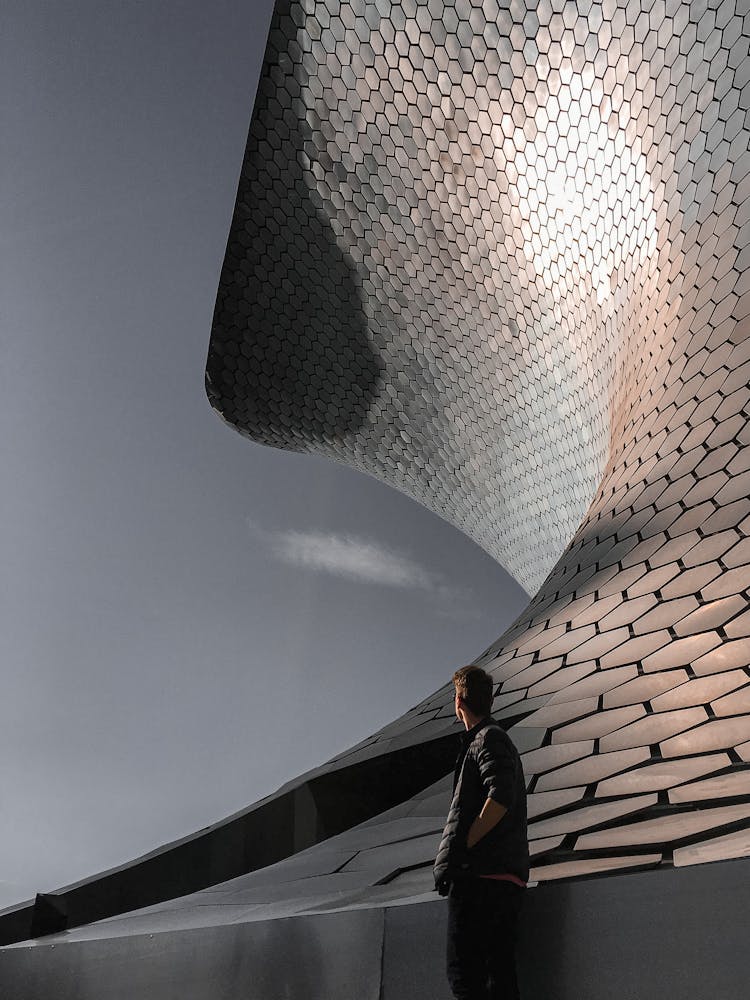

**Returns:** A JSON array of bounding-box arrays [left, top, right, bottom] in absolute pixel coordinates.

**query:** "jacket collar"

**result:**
[[461, 715, 493, 745]]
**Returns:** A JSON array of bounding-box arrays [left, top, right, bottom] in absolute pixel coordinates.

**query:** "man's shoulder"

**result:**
[[471, 720, 515, 754]]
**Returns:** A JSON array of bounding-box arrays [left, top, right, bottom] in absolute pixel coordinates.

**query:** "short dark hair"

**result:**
[[453, 665, 494, 717]]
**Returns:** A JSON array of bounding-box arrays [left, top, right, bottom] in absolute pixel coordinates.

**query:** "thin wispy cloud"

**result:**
[[247, 520, 478, 616], [274, 530, 437, 588]]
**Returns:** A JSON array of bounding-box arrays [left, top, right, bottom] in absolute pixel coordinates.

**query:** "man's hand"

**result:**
[[435, 875, 451, 897], [435, 851, 472, 896], [466, 797, 507, 849]]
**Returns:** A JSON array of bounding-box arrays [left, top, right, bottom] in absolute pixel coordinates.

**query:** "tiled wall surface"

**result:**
[[207, 0, 750, 879]]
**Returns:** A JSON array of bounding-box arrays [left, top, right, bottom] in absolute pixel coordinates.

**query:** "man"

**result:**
[[434, 665, 529, 1000]]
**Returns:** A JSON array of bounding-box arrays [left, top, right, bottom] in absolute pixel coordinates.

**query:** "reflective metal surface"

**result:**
[[207, 0, 750, 877]]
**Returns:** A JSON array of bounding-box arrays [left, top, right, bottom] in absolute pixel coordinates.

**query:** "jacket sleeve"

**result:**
[[476, 729, 516, 809]]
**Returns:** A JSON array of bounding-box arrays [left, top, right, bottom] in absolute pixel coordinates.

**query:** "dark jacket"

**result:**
[[433, 716, 529, 887]]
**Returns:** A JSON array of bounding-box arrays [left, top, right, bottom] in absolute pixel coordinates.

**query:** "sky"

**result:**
[[0, 1, 526, 911]]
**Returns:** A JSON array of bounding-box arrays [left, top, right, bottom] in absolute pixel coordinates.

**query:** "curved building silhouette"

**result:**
[[208, 0, 750, 877]]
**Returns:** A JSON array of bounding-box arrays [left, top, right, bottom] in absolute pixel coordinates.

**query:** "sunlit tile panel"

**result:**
[[208, 0, 750, 881]]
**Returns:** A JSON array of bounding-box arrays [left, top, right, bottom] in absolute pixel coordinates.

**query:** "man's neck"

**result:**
[[460, 710, 486, 731]]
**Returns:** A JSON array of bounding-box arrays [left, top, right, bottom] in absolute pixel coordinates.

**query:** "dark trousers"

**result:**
[[446, 878, 524, 1000]]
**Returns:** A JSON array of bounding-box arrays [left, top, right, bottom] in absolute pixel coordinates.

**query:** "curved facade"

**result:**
[[208, 0, 750, 880]]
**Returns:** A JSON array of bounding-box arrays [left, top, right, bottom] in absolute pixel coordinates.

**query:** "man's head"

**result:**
[[453, 665, 494, 725]]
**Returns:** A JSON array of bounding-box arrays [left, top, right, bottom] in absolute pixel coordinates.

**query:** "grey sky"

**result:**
[[0, 1, 526, 911]]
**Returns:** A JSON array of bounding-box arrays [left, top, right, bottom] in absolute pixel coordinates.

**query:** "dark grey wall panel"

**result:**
[[2, 860, 748, 1000], [516, 860, 750, 1000], [0, 909, 384, 1000]]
